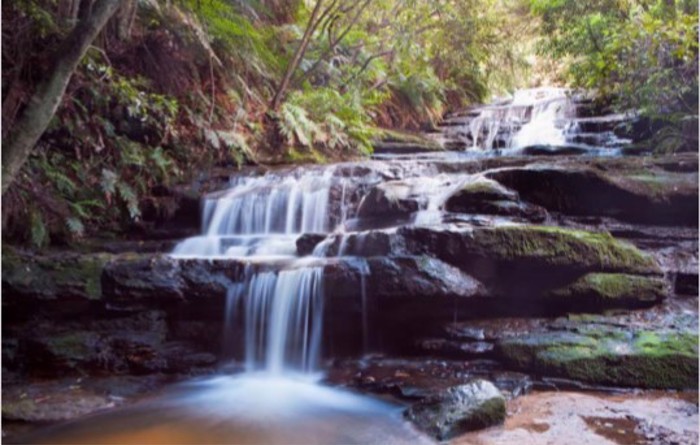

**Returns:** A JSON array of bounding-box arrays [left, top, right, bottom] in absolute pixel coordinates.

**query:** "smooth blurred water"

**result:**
[[18, 374, 432, 445]]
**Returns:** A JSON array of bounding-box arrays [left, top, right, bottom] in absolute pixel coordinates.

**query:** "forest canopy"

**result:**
[[1, 0, 697, 247]]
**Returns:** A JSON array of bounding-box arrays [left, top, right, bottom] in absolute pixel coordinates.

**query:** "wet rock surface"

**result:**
[[455, 390, 699, 445], [486, 158, 698, 226], [405, 380, 506, 440]]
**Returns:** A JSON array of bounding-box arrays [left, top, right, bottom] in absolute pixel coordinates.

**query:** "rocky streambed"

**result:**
[[2, 151, 698, 443]]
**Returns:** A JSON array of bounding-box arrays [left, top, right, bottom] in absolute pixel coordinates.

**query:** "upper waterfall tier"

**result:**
[[438, 87, 633, 153], [172, 170, 340, 258]]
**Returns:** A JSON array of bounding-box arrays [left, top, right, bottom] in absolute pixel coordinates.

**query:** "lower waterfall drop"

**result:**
[[223, 265, 325, 376]]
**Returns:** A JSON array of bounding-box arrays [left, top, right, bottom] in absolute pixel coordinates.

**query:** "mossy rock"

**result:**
[[467, 226, 659, 274], [444, 177, 518, 213], [24, 330, 104, 373], [547, 273, 667, 307], [497, 330, 698, 389], [404, 379, 506, 440], [2, 250, 111, 301], [372, 129, 444, 154], [398, 225, 660, 297]]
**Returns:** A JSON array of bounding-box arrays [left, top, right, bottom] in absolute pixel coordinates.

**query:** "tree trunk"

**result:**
[[1, 0, 122, 194], [115, 0, 137, 41], [294, 0, 371, 88], [270, 0, 325, 111]]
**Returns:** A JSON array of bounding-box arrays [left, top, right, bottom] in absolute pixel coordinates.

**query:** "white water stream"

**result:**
[[466, 87, 577, 150]]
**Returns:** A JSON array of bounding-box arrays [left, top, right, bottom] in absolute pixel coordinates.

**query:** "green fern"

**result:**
[[100, 169, 118, 195], [116, 182, 141, 220], [278, 103, 319, 147], [65, 217, 85, 238], [218, 130, 252, 166], [30, 210, 48, 248], [150, 147, 174, 181]]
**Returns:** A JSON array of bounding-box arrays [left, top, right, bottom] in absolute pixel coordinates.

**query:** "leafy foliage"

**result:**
[[531, 0, 699, 117]]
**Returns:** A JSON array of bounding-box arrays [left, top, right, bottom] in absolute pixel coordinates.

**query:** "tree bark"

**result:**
[[270, 0, 326, 111], [114, 0, 137, 41], [2, 0, 122, 194]]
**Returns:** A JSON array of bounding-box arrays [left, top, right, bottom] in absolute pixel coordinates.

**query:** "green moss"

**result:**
[[285, 147, 328, 164], [471, 226, 659, 274], [2, 398, 38, 421], [374, 128, 443, 150], [458, 397, 506, 434], [550, 273, 666, 303], [634, 332, 698, 357], [463, 178, 515, 198], [498, 330, 698, 389], [2, 252, 111, 301], [36, 331, 103, 371]]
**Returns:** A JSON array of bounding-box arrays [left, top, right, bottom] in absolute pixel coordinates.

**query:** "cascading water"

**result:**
[[171, 168, 341, 376], [171, 163, 368, 378], [442, 87, 631, 153], [172, 170, 335, 258], [466, 87, 576, 150]]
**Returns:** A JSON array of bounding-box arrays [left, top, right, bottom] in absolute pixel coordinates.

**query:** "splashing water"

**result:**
[[464, 87, 577, 150]]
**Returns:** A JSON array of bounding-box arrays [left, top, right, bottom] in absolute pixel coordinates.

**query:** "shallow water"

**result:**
[[17, 374, 433, 445]]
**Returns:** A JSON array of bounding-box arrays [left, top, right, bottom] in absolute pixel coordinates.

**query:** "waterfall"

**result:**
[[172, 169, 335, 258], [464, 87, 576, 151], [172, 166, 347, 377], [511, 88, 577, 148], [224, 267, 324, 375]]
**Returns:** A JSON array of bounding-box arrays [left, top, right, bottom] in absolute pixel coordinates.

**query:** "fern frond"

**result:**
[[66, 217, 85, 238]]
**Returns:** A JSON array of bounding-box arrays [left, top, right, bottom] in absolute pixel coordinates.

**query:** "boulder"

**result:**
[[102, 255, 248, 304], [322, 256, 483, 305], [405, 380, 506, 440], [296, 233, 328, 256], [366, 256, 483, 302], [357, 181, 420, 219], [444, 177, 517, 210], [356, 176, 461, 223], [444, 177, 547, 221], [486, 164, 698, 226], [315, 231, 395, 257], [101, 255, 186, 303]]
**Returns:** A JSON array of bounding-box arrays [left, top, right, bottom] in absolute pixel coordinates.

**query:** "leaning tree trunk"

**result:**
[[1, 0, 122, 194], [270, 0, 325, 111]]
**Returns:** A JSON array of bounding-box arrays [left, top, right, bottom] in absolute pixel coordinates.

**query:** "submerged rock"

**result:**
[[357, 181, 421, 219], [296, 233, 327, 256], [520, 144, 590, 156], [405, 379, 506, 440]]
